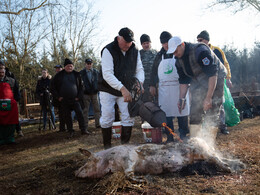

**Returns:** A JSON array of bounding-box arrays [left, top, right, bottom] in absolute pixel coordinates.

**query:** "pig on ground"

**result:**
[[75, 137, 245, 181]]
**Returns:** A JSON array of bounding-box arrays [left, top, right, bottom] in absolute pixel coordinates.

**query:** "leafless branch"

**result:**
[[0, 0, 48, 15], [209, 0, 260, 13]]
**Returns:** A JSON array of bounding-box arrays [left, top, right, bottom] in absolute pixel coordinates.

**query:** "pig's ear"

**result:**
[[136, 150, 145, 160], [79, 148, 92, 157]]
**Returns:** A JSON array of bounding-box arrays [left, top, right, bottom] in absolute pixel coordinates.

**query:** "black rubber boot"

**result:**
[[102, 127, 112, 149], [121, 126, 132, 144], [219, 125, 229, 135]]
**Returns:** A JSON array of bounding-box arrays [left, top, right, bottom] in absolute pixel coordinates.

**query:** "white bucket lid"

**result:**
[[141, 121, 153, 129], [112, 121, 121, 126]]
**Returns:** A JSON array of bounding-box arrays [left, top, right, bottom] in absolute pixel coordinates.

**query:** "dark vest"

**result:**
[[98, 37, 138, 96], [176, 43, 227, 89]]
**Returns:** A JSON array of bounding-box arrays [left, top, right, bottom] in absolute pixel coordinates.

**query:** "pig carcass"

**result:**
[[75, 137, 245, 180]]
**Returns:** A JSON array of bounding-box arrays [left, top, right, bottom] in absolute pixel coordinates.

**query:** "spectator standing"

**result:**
[[0, 68, 19, 144], [54, 64, 63, 74], [150, 32, 190, 141], [50, 58, 90, 137], [167, 36, 227, 142], [80, 58, 101, 130], [197, 30, 231, 134], [0, 61, 23, 137], [99, 27, 144, 149], [54, 65, 76, 125], [36, 69, 56, 130], [139, 34, 157, 102]]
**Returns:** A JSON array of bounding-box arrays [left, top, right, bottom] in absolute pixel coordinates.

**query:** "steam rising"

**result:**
[[189, 116, 245, 172]]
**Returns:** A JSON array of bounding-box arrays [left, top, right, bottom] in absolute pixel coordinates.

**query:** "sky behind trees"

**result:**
[[90, 0, 260, 51]]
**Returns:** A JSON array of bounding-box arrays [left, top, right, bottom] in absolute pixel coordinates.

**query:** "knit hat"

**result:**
[[160, 31, 172, 44], [140, 34, 151, 44], [118, 27, 135, 42], [64, 58, 73, 67], [197, 30, 210, 41]]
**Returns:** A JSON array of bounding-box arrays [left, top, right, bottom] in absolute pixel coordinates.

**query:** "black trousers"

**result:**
[[60, 101, 85, 132], [190, 79, 224, 125], [58, 105, 66, 131]]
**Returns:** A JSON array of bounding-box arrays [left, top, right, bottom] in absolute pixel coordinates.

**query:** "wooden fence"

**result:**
[[22, 89, 40, 118]]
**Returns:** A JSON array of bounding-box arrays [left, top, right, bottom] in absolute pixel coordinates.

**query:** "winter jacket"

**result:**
[[80, 68, 99, 95], [50, 69, 84, 106]]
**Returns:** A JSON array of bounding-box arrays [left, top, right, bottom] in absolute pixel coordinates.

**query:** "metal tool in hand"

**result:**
[[128, 77, 143, 117]]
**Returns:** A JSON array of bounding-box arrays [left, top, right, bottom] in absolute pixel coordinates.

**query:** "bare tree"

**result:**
[[45, 0, 100, 68], [209, 0, 260, 13], [45, 0, 65, 65], [0, 0, 50, 88], [0, 0, 48, 15], [65, 0, 99, 66], [0, 0, 100, 93]]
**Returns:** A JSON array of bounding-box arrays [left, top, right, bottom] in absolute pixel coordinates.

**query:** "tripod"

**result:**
[[38, 89, 56, 131]]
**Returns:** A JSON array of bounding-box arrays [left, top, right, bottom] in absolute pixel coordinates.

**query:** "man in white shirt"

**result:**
[[99, 27, 144, 149]]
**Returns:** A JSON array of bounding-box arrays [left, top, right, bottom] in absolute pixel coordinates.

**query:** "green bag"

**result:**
[[223, 81, 240, 127], [0, 99, 11, 111]]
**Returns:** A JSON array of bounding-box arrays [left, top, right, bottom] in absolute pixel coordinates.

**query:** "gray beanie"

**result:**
[[197, 30, 210, 41]]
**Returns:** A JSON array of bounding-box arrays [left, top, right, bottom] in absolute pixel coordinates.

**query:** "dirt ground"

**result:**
[[0, 116, 259, 195]]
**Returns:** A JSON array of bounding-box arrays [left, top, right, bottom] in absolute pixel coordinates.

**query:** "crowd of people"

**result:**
[[0, 27, 232, 148]]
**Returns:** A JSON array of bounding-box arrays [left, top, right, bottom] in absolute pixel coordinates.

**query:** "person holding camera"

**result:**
[[36, 69, 55, 130]]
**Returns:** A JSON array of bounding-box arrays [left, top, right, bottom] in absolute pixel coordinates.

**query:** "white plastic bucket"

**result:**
[[112, 121, 121, 139], [141, 122, 153, 143], [141, 122, 162, 143]]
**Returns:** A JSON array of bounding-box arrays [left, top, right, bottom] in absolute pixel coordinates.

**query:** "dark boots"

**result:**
[[102, 126, 132, 149], [219, 124, 229, 134], [102, 127, 112, 149], [121, 126, 132, 144]]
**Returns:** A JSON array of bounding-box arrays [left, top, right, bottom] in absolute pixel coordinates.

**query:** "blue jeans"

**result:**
[[166, 116, 189, 141], [43, 106, 55, 129]]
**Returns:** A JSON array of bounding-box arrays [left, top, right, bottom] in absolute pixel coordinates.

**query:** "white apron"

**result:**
[[158, 55, 190, 117]]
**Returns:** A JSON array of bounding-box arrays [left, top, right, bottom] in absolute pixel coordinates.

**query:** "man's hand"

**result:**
[[135, 82, 144, 94], [203, 97, 212, 111], [226, 79, 232, 88], [120, 86, 132, 102], [58, 97, 63, 101], [75, 97, 79, 101], [40, 93, 43, 96], [140, 82, 144, 94], [178, 98, 186, 114], [149, 86, 156, 96]]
